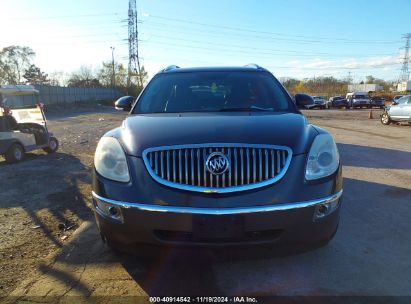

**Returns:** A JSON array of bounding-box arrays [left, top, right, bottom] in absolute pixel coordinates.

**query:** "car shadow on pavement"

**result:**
[[0, 152, 92, 249], [17, 176, 411, 298], [337, 143, 411, 169]]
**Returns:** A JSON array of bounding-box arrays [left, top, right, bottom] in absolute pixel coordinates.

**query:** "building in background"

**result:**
[[397, 81, 411, 92], [348, 84, 384, 92]]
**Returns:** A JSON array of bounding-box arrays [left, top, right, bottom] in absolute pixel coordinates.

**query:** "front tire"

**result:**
[[381, 112, 391, 125], [5, 143, 25, 163], [43, 137, 59, 153]]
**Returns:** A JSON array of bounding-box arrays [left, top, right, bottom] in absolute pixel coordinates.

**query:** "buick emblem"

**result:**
[[206, 152, 230, 175]]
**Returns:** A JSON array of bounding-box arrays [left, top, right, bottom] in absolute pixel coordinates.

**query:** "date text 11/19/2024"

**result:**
[[149, 296, 258, 303]]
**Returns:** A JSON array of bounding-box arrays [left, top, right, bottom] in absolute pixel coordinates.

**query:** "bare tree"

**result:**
[[67, 65, 101, 87]]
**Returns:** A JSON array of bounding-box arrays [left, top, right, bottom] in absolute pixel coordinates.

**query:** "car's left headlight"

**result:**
[[94, 137, 130, 182], [305, 133, 339, 180]]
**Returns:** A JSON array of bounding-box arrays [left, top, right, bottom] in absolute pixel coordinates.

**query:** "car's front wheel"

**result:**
[[381, 112, 391, 125], [5, 143, 25, 163]]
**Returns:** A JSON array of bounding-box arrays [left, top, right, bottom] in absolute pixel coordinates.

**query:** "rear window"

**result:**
[[133, 71, 293, 113]]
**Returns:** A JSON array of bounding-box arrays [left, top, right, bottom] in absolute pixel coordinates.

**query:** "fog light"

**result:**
[[108, 206, 119, 217], [94, 198, 124, 223], [313, 200, 339, 221]]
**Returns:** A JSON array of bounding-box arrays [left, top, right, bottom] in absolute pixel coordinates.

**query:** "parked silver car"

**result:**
[[381, 95, 411, 125]]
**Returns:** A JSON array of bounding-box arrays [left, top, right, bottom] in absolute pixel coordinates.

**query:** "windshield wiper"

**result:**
[[219, 106, 274, 112]]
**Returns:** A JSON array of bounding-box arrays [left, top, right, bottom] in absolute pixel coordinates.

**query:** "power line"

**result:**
[[141, 20, 401, 47], [10, 12, 124, 21], [141, 33, 398, 59], [140, 40, 401, 69], [144, 14, 401, 44]]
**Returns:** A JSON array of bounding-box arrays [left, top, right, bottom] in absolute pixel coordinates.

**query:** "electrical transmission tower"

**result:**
[[128, 0, 143, 87], [399, 33, 411, 82]]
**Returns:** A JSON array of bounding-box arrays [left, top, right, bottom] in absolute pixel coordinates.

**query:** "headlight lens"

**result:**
[[305, 134, 339, 180], [94, 137, 130, 182]]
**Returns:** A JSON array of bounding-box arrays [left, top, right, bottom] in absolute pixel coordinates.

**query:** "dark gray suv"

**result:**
[[92, 65, 343, 254]]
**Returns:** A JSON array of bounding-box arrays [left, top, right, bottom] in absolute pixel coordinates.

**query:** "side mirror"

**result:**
[[294, 93, 314, 109], [114, 96, 134, 111]]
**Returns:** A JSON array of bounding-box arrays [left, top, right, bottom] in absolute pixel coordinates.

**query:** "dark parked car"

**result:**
[[327, 96, 349, 109], [92, 65, 343, 254], [312, 96, 326, 109], [370, 96, 385, 109], [346, 92, 371, 109]]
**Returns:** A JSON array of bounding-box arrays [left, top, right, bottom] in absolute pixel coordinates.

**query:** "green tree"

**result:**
[[97, 61, 148, 95], [23, 64, 49, 85], [0, 46, 35, 84], [97, 61, 128, 88], [128, 65, 148, 88]]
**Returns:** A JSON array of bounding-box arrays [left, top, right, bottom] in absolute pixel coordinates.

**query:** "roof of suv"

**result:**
[[158, 65, 269, 74]]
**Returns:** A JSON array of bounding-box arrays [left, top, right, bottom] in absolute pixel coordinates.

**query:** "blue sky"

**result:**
[[1, 0, 410, 83]]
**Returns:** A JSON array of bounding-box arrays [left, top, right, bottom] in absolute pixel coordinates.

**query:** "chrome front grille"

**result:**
[[142, 144, 292, 193]]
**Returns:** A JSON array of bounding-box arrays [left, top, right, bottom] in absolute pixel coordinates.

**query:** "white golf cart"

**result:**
[[0, 85, 59, 163]]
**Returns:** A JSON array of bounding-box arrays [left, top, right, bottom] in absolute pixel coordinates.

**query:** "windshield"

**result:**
[[354, 95, 367, 99], [133, 71, 293, 113]]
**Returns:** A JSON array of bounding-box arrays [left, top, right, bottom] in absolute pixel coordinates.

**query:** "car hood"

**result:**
[[110, 112, 319, 157]]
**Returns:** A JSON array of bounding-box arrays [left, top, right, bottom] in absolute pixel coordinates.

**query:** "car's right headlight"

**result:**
[[305, 133, 339, 180], [94, 137, 130, 182]]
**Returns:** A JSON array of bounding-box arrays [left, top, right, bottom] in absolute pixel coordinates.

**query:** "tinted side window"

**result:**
[[396, 96, 408, 105]]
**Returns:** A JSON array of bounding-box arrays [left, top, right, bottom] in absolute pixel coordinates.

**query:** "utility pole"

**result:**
[[128, 0, 143, 88], [399, 33, 411, 82], [348, 71, 353, 84], [110, 46, 116, 89]]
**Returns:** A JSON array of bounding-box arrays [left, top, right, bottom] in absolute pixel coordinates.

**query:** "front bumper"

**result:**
[[353, 101, 370, 107], [92, 190, 343, 248]]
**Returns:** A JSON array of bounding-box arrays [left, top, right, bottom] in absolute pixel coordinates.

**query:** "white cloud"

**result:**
[[300, 55, 401, 70]]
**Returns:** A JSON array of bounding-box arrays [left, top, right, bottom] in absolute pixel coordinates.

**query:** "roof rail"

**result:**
[[161, 65, 180, 73], [244, 63, 263, 69]]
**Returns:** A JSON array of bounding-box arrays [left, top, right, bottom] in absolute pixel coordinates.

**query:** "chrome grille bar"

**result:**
[[252, 148, 256, 183], [197, 149, 201, 186], [191, 149, 194, 185], [172, 150, 176, 182], [143, 144, 292, 193], [227, 148, 232, 187], [160, 151, 164, 178], [209, 148, 213, 187], [233, 148, 238, 186], [178, 150, 182, 183]]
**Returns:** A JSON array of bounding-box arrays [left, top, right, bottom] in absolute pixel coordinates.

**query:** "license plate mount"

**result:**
[[192, 215, 243, 240]]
